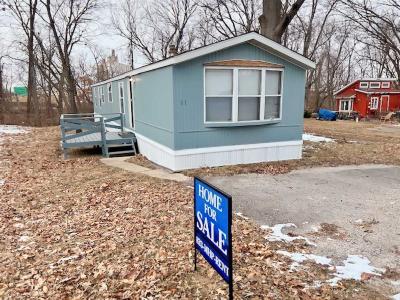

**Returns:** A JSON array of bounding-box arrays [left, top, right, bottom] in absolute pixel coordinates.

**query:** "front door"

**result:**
[[129, 79, 135, 128], [380, 95, 390, 112]]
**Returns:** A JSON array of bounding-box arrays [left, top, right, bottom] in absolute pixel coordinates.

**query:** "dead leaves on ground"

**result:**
[[0, 127, 386, 299]]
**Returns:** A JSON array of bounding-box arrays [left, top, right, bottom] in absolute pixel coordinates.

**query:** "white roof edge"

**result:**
[[92, 32, 316, 87], [334, 78, 398, 95]]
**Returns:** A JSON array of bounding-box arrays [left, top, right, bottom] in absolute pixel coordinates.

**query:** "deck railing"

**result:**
[[60, 113, 126, 157]]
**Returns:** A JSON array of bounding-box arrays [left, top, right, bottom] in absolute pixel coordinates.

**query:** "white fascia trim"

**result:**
[[334, 80, 358, 96], [92, 32, 315, 87]]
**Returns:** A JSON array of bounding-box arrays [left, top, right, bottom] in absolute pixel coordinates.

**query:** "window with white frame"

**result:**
[[359, 82, 369, 88], [107, 83, 113, 102], [370, 82, 380, 89], [204, 67, 282, 123], [340, 99, 351, 111], [381, 82, 390, 88], [370, 97, 379, 110]]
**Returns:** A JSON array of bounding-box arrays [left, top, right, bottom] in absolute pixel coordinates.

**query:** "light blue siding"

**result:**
[[92, 42, 306, 151], [93, 78, 131, 128], [133, 66, 175, 148], [172, 42, 306, 150]]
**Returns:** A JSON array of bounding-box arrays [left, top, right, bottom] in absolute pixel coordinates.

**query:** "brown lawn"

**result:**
[[0, 125, 391, 299]]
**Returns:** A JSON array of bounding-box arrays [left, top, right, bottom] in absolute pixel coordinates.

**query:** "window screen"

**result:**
[[205, 69, 233, 95], [265, 96, 280, 119], [206, 97, 232, 122], [265, 71, 281, 95]]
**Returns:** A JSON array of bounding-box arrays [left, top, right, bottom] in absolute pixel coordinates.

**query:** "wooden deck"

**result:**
[[60, 113, 137, 158]]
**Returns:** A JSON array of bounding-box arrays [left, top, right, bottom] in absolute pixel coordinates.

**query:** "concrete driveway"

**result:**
[[207, 165, 400, 273]]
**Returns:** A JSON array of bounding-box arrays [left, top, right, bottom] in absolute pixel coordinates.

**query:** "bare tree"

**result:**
[[5, 0, 39, 123], [259, 0, 306, 43], [340, 0, 400, 80], [112, 0, 198, 63], [200, 0, 261, 40], [41, 0, 99, 113]]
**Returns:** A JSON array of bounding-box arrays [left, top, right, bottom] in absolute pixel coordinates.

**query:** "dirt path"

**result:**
[[0, 127, 389, 299]]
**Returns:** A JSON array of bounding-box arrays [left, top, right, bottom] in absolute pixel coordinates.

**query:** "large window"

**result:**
[[108, 83, 113, 102], [340, 99, 351, 111], [204, 67, 283, 123]]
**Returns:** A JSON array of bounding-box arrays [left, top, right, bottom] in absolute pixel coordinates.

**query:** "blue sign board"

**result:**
[[194, 177, 233, 297]]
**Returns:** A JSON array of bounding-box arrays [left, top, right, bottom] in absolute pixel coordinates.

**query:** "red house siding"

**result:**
[[335, 80, 400, 118]]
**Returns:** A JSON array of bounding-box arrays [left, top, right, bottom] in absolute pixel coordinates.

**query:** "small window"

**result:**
[[340, 100, 350, 111], [108, 83, 113, 102], [359, 82, 369, 88], [381, 82, 390, 88], [370, 82, 380, 89], [370, 97, 379, 110]]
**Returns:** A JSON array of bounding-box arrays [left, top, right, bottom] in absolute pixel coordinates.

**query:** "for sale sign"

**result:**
[[194, 177, 233, 297]]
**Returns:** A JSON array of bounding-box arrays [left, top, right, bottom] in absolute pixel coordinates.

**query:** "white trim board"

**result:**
[[92, 32, 315, 87], [135, 133, 302, 171]]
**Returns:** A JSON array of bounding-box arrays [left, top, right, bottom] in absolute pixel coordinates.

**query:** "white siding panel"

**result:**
[[136, 133, 302, 171]]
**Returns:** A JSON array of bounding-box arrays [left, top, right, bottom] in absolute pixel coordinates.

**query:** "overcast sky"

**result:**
[[0, 0, 142, 87]]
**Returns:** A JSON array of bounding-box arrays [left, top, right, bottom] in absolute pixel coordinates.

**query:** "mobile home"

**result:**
[[92, 32, 315, 171]]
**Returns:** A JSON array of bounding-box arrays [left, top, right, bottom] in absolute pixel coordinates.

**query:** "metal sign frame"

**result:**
[[194, 176, 233, 299]]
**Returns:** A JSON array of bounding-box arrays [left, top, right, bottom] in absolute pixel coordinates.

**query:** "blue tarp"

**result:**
[[318, 109, 336, 121]]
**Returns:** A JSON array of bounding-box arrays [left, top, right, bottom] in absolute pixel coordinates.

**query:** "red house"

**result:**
[[334, 78, 400, 118]]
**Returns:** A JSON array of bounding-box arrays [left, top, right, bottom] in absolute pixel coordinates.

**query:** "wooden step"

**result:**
[[108, 149, 136, 156], [106, 144, 134, 149]]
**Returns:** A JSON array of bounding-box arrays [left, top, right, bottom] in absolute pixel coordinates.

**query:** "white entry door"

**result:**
[[129, 79, 135, 128]]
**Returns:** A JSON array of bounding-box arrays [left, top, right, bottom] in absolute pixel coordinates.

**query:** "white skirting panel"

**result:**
[[135, 133, 302, 171]]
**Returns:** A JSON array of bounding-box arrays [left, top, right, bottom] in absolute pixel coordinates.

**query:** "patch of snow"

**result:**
[[261, 223, 316, 246], [302, 133, 334, 143], [235, 212, 249, 220], [277, 250, 332, 266], [393, 293, 400, 300], [18, 235, 31, 242], [328, 255, 385, 286], [0, 125, 27, 135], [0, 125, 28, 184]]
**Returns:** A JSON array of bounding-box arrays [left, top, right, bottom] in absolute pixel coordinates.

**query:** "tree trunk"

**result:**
[[27, 0, 39, 125], [64, 65, 78, 113], [259, 0, 281, 42], [259, 0, 305, 44]]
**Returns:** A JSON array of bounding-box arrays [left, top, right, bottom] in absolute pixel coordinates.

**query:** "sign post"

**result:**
[[193, 177, 233, 299]]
